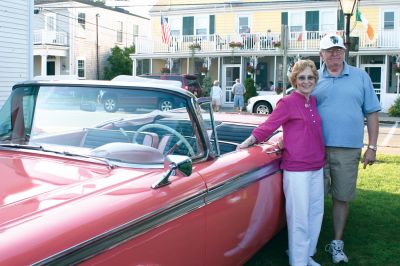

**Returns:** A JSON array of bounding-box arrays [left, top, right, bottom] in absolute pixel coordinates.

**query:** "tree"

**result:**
[[103, 46, 135, 80], [244, 77, 258, 103]]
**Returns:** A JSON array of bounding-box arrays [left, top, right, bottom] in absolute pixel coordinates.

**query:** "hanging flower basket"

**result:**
[[229, 41, 243, 49], [199, 66, 208, 75], [188, 42, 201, 51], [246, 65, 255, 74], [394, 64, 400, 74], [160, 67, 170, 74], [273, 41, 281, 48]]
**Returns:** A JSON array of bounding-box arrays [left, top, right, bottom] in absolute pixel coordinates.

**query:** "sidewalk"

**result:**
[[378, 112, 400, 124], [220, 107, 400, 124]]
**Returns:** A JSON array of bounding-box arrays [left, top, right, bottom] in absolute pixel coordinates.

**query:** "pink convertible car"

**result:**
[[0, 78, 285, 265]]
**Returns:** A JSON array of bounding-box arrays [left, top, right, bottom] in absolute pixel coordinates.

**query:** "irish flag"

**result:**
[[356, 9, 375, 41]]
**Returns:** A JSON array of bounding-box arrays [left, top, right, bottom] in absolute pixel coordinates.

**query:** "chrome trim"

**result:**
[[33, 192, 206, 266], [33, 159, 280, 265], [205, 159, 281, 204]]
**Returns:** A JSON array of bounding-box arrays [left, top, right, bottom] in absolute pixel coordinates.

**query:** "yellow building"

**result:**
[[131, 0, 400, 112]]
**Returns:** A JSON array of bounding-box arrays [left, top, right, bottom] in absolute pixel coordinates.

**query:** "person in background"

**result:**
[[313, 34, 380, 264], [238, 59, 325, 266], [232, 78, 246, 113], [266, 29, 273, 48], [210, 80, 223, 112], [269, 81, 275, 91]]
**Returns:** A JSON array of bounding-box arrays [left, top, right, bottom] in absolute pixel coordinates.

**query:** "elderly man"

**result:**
[[313, 34, 380, 264], [232, 78, 246, 113]]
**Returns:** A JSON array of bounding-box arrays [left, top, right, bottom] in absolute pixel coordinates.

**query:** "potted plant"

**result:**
[[273, 41, 281, 49], [189, 42, 201, 51], [229, 41, 243, 49], [160, 67, 170, 74]]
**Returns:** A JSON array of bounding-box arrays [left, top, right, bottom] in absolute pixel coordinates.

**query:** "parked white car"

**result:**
[[246, 88, 294, 114]]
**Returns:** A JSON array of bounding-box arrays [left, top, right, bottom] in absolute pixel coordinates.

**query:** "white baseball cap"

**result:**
[[320, 34, 346, 50]]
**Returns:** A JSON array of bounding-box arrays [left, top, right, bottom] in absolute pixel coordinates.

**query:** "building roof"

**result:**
[[35, 0, 149, 20]]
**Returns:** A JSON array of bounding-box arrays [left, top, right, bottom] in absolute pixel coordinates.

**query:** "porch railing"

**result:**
[[33, 30, 68, 46], [134, 29, 400, 55]]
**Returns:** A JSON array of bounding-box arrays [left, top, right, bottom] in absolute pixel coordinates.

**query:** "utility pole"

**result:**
[[281, 24, 288, 95], [96, 13, 100, 80]]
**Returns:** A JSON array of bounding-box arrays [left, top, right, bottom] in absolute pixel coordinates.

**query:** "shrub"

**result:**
[[244, 77, 257, 103], [103, 46, 135, 80], [388, 96, 400, 117], [201, 75, 213, 97]]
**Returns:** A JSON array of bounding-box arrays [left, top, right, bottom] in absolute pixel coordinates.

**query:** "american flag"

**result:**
[[161, 16, 172, 44]]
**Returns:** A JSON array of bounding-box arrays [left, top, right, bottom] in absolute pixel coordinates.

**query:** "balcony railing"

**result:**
[[34, 30, 68, 46], [134, 29, 400, 55]]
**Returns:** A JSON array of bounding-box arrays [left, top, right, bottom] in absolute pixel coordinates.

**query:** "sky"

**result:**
[[105, 0, 158, 18]]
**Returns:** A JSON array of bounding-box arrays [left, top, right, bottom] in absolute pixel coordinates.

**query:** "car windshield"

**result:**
[[0, 85, 204, 166]]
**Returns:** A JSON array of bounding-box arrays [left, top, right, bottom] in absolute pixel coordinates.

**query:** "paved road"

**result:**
[[369, 121, 400, 155]]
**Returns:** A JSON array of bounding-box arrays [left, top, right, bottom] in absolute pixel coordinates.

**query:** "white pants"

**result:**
[[283, 168, 324, 266]]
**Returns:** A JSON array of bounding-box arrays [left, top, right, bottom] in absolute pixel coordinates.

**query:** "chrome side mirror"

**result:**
[[151, 155, 192, 189]]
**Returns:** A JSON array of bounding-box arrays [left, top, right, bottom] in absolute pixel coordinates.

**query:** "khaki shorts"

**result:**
[[324, 147, 361, 201]]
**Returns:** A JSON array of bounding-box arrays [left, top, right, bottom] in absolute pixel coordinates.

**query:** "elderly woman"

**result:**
[[239, 60, 325, 266], [210, 80, 223, 112]]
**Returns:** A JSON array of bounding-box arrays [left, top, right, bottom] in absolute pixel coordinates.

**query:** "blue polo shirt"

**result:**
[[312, 62, 381, 148]]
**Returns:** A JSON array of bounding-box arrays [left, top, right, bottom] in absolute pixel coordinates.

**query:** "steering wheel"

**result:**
[[132, 123, 195, 157]]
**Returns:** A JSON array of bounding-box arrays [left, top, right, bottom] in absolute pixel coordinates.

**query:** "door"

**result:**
[[362, 65, 384, 102], [222, 65, 241, 105], [47, 61, 55, 75]]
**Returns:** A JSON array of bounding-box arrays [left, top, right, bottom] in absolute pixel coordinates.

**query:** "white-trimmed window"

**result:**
[[77, 58, 86, 79], [290, 11, 304, 32], [45, 13, 56, 31], [237, 15, 250, 33], [117, 21, 123, 43], [169, 17, 182, 36], [383, 11, 395, 29], [133, 24, 139, 36], [320, 10, 336, 32], [195, 16, 208, 35], [78, 12, 86, 29]]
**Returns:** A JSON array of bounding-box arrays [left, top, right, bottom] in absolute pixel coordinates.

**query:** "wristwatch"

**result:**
[[368, 145, 377, 151]]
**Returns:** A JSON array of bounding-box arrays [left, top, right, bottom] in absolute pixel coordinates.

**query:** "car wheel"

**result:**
[[103, 96, 118, 113], [159, 99, 173, 111], [254, 101, 273, 114]]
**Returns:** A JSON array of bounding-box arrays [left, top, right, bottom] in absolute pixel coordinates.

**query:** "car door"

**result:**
[[197, 148, 285, 265], [196, 102, 286, 265]]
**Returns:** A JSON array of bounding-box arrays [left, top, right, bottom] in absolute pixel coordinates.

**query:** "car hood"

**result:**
[[0, 149, 157, 227]]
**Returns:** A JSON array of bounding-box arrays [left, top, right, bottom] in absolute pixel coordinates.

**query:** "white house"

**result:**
[[0, 0, 33, 106], [34, 0, 150, 80]]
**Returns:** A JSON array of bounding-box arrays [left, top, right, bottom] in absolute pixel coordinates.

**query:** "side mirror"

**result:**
[[151, 155, 192, 189]]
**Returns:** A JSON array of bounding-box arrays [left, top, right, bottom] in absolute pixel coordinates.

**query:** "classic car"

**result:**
[[246, 88, 294, 114], [0, 78, 285, 265]]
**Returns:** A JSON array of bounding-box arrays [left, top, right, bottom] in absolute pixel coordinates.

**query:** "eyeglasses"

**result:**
[[323, 48, 344, 55], [297, 75, 316, 81]]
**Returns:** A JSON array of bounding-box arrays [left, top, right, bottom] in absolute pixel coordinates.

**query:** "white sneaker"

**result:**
[[325, 240, 349, 263], [308, 257, 321, 266]]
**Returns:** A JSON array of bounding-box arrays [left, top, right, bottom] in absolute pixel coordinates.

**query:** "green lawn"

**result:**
[[245, 154, 400, 266]]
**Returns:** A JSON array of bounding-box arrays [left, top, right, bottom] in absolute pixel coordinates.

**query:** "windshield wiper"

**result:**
[[0, 143, 44, 150], [0, 144, 116, 169]]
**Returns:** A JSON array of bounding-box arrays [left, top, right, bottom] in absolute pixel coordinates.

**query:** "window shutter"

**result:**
[[209, 15, 215, 34], [281, 12, 288, 26], [306, 11, 319, 31], [183, 16, 194, 35], [337, 9, 344, 30]]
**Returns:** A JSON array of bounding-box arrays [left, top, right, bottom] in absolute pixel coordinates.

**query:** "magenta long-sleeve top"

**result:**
[[252, 91, 325, 171]]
